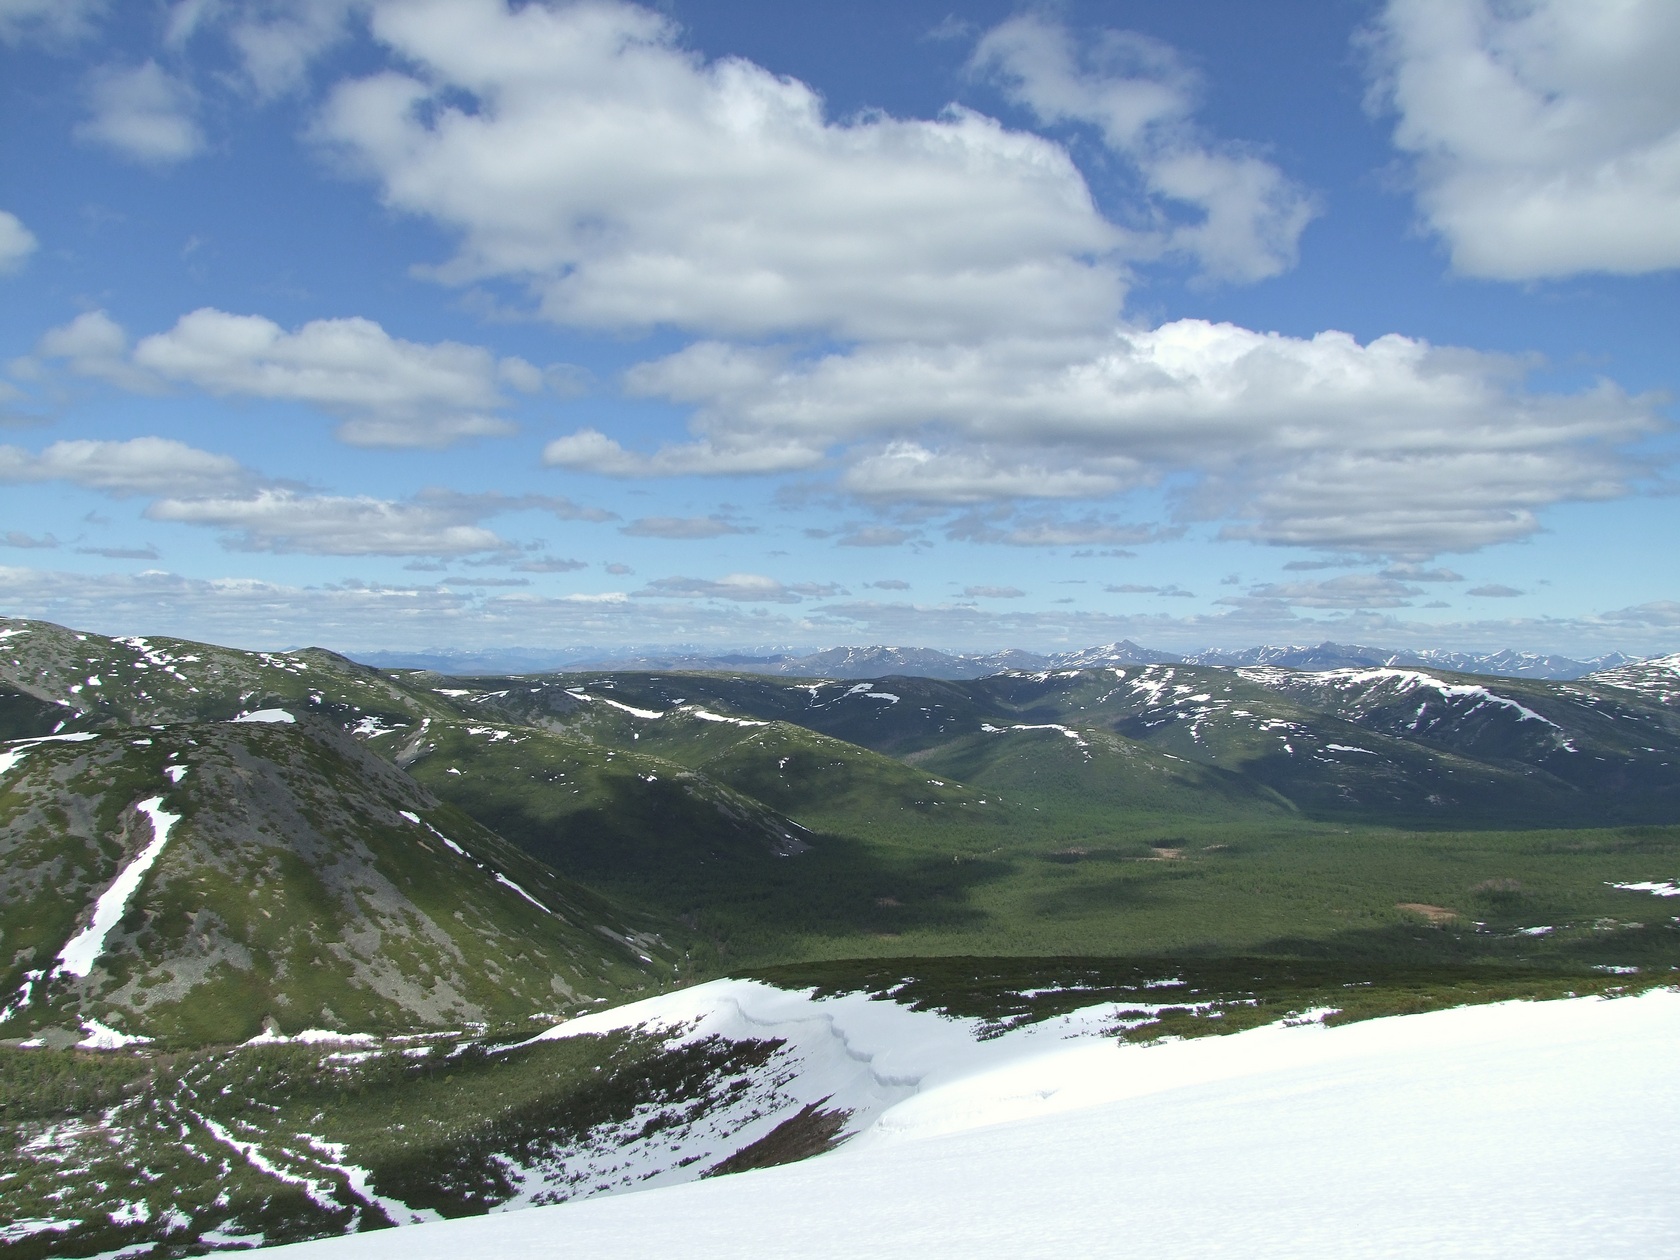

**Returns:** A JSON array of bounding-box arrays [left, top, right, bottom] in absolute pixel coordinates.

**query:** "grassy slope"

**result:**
[[0, 720, 669, 1046]]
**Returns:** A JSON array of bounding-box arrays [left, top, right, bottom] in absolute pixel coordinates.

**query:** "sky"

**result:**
[[0, 0, 1676, 659]]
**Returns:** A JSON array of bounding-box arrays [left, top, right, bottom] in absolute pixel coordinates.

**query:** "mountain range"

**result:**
[[356, 640, 1637, 681]]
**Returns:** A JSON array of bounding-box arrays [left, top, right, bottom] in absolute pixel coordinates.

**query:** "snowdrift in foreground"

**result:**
[[274, 986, 1680, 1259]]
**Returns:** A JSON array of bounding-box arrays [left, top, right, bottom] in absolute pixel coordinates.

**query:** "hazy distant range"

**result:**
[[352, 641, 1638, 682]]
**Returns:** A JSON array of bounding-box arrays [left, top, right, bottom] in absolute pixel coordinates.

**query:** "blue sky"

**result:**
[[1, 0, 1676, 657]]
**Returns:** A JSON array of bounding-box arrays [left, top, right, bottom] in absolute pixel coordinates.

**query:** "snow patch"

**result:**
[[494, 873, 553, 914], [53, 798, 180, 979], [76, 1018, 153, 1050], [0, 1219, 79, 1245], [0, 731, 99, 777], [244, 1028, 379, 1047], [685, 706, 768, 727], [1609, 880, 1680, 898], [567, 690, 667, 719], [231, 709, 295, 724]]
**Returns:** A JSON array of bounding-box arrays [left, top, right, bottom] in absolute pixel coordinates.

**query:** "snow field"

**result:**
[[270, 986, 1680, 1259]]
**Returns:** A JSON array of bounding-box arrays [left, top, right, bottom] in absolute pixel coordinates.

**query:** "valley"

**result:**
[[2, 615, 1678, 1257]]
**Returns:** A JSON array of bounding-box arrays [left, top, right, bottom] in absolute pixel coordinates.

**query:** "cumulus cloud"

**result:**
[[621, 320, 1659, 555], [33, 311, 162, 393], [0, 437, 250, 497], [973, 13, 1317, 283], [2, 531, 58, 549], [145, 488, 511, 556], [1371, 0, 1680, 279], [619, 515, 748, 540], [0, 211, 37, 273], [34, 308, 541, 447], [76, 61, 205, 165], [311, 0, 1654, 562], [963, 585, 1026, 599], [316, 0, 1125, 343], [1467, 583, 1523, 598], [131, 308, 533, 447]]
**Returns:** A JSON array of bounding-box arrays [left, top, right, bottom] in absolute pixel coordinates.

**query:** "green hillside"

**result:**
[[0, 715, 671, 1048]]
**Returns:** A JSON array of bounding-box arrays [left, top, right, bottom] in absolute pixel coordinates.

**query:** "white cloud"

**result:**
[[842, 442, 1133, 505], [0, 211, 38, 273], [146, 488, 510, 555], [76, 61, 205, 165], [512, 556, 587, 573], [316, 0, 1125, 343], [33, 310, 162, 393], [133, 307, 532, 446], [1602, 600, 1680, 628], [1105, 583, 1194, 598], [0, 563, 1672, 658], [0, 564, 477, 648], [225, 0, 358, 99], [1381, 563, 1463, 582], [0, 435, 610, 557], [636, 573, 806, 603], [619, 320, 1660, 556], [836, 526, 913, 548], [76, 543, 160, 560], [973, 14, 1317, 283], [944, 510, 1170, 548], [543, 427, 821, 477], [1213, 445, 1633, 555], [963, 585, 1026, 599], [35, 307, 536, 447], [0, 437, 250, 497], [0, 0, 104, 45], [1232, 574, 1426, 610], [619, 515, 748, 540], [1372, 0, 1680, 279]]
